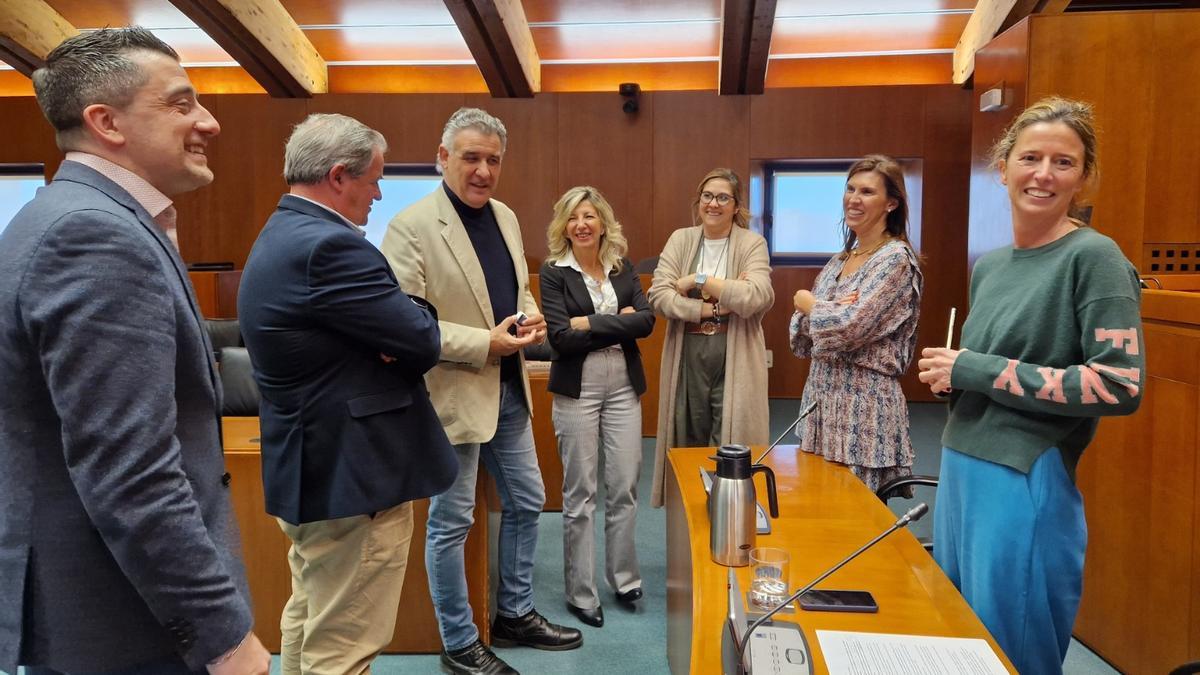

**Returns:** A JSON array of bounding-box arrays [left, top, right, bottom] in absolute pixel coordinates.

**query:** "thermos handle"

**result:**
[[751, 464, 779, 518]]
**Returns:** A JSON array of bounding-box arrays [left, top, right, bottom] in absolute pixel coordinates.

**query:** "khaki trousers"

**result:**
[[277, 502, 413, 675]]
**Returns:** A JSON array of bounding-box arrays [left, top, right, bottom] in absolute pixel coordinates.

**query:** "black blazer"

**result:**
[[239, 195, 457, 525], [540, 257, 655, 398]]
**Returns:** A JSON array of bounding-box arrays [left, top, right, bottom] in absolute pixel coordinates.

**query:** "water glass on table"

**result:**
[[749, 547, 790, 609]]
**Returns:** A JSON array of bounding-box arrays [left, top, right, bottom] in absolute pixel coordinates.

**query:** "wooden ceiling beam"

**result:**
[[0, 0, 79, 77], [955, 0, 1078, 85], [718, 0, 777, 95], [167, 0, 326, 98], [444, 0, 540, 98]]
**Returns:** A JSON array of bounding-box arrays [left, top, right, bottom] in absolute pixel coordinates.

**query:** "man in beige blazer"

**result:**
[[382, 107, 583, 675]]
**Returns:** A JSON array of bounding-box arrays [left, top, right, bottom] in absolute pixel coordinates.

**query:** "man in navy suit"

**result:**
[[238, 113, 457, 675], [0, 28, 270, 674]]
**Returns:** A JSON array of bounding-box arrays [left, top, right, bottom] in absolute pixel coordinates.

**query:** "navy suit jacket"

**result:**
[[238, 195, 456, 525], [539, 257, 655, 398], [0, 161, 252, 672]]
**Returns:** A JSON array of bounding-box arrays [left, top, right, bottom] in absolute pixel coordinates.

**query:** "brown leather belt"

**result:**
[[684, 320, 728, 335]]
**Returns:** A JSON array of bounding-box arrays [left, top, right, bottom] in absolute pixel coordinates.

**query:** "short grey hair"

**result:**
[[437, 107, 507, 168], [32, 27, 180, 150], [284, 113, 387, 185]]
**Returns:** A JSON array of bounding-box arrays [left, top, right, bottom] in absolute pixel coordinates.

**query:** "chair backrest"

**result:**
[[218, 346, 260, 416], [876, 475, 939, 554], [633, 256, 660, 274], [205, 319, 243, 362]]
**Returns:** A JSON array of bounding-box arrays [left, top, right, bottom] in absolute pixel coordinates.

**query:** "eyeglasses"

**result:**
[[700, 192, 734, 206]]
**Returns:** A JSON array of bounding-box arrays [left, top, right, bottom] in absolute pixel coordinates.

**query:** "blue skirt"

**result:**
[[934, 446, 1087, 675]]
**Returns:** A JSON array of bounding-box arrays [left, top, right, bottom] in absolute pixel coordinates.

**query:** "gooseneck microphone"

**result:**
[[735, 503, 930, 672], [753, 401, 818, 465]]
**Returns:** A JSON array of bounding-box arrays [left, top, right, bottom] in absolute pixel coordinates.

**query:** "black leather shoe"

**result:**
[[615, 587, 643, 606], [567, 602, 604, 627], [492, 609, 584, 651], [440, 640, 518, 675]]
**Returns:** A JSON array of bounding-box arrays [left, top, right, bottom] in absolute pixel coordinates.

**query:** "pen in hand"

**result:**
[[934, 307, 956, 398]]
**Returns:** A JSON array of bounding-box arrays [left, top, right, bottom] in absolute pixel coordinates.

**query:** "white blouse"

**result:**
[[555, 249, 618, 316]]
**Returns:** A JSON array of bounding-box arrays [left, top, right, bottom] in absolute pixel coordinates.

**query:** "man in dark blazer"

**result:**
[[238, 113, 457, 675], [0, 29, 269, 674]]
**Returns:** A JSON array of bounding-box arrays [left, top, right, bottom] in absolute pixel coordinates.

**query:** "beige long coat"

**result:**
[[382, 187, 539, 445], [648, 225, 774, 507]]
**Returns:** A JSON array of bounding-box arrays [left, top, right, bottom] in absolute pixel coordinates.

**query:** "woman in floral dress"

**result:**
[[789, 155, 923, 492]]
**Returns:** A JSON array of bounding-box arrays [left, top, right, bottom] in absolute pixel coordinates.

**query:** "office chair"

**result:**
[[876, 475, 938, 553], [633, 256, 660, 274], [204, 318, 243, 362], [218, 346, 260, 417]]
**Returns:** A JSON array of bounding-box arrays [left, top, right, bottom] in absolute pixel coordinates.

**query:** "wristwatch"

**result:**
[[694, 273, 708, 288]]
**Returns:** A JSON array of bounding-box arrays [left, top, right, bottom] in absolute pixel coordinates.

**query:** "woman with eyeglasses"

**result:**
[[788, 155, 923, 493], [648, 168, 774, 509]]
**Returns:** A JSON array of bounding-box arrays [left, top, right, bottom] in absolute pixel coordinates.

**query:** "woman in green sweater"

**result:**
[[917, 97, 1143, 675]]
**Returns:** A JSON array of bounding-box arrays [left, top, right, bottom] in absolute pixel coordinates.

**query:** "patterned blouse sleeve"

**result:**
[[790, 312, 812, 358], [808, 247, 920, 353]]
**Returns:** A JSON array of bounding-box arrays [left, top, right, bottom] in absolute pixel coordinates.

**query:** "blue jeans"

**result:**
[[425, 378, 546, 651]]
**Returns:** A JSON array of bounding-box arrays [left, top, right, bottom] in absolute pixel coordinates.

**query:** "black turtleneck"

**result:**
[[442, 182, 520, 382]]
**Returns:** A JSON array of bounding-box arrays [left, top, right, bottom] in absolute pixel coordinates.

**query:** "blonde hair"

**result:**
[[546, 186, 628, 273], [991, 96, 1099, 220], [692, 168, 750, 229]]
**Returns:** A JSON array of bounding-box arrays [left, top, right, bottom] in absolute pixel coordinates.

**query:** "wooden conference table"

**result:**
[[665, 446, 1016, 674]]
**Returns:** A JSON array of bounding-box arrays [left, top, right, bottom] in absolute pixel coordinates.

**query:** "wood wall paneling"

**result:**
[[1028, 12, 1156, 269], [1075, 409, 1144, 670], [911, 85, 973, 402], [554, 92, 656, 263], [1077, 318, 1200, 674], [966, 18, 1028, 270], [309, 93, 468, 164], [0, 95, 59, 175], [748, 86, 926, 160], [763, 266, 818, 399], [1194, 387, 1200, 667], [464, 93, 560, 259], [176, 95, 307, 267], [1144, 12, 1200, 246], [1142, 374, 1198, 672], [650, 92, 750, 252]]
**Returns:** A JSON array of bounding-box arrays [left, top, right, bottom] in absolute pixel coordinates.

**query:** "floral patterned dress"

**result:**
[[789, 240, 923, 492]]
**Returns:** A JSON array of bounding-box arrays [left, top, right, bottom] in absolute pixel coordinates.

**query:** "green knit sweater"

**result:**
[[943, 227, 1144, 477]]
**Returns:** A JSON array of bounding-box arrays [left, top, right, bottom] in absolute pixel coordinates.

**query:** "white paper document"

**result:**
[[816, 630, 1009, 675]]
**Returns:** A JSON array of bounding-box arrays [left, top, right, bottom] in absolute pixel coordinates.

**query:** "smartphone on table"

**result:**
[[798, 589, 878, 613]]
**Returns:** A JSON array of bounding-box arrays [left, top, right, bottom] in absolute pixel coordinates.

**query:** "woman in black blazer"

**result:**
[[540, 186, 655, 628]]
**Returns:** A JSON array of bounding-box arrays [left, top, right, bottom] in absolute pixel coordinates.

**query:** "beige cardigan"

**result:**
[[648, 225, 774, 507]]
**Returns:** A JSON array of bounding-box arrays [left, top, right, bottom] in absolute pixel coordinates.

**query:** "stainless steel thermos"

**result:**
[[708, 444, 779, 566]]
